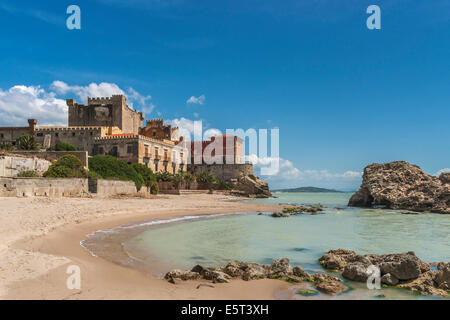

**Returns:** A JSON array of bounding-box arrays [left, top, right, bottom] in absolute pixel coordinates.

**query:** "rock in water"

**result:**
[[316, 280, 347, 295], [381, 273, 399, 286], [434, 263, 450, 290], [348, 161, 450, 214], [378, 252, 421, 280], [342, 262, 372, 282]]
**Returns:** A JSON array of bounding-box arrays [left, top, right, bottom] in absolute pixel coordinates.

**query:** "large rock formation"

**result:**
[[229, 174, 272, 198], [348, 161, 449, 214]]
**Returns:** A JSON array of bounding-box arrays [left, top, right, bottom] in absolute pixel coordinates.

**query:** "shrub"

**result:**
[[214, 179, 231, 190], [44, 155, 87, 178], [172, 173, 183, 189], [150, 182, 159, 195], [55, 142, 77, 151], [155, 171, 173, 182], [195, 171, 215, 184], [88, 155, 144, 190], [17, 170, 39, 178], [16, 134, 40, 150], [179, 171, 195, 183], [0, 142, 13, 151], [87, 170, 102, 180]]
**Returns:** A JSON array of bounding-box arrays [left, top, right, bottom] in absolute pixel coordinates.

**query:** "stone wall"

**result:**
[[0, 177, 145, 198], [0, 177, 89, 197], [0, 155, 51, 177], [188, 163, 254, 181], [88, 179, 137, 196], [11, 151, 89, 168]]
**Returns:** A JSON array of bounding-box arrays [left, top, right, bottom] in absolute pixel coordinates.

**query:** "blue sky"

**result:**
[[0, 0, 449, 190]]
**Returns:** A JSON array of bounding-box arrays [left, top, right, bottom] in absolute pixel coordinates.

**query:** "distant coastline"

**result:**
[[271, 186, 345, 193]]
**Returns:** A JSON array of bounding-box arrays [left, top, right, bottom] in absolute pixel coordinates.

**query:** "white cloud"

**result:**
[[50, 81, 154, 113], [166, 117, 221, 142], [186, 94, 205, 105], [247, 155, 362, 191], [436, 168, 450, 176], [50, 81, 124, 103], [0, 81, 155, 127], [0, 85, 67, 126]]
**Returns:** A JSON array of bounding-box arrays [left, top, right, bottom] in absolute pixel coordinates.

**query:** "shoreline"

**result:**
[[1, 193, 292, 300]]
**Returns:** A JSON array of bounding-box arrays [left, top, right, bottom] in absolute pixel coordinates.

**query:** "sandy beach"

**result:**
[[0, 193, 292, 300]]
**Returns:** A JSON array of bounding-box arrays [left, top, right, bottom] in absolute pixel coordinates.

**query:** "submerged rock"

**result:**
[[348, 161, 450, 214]]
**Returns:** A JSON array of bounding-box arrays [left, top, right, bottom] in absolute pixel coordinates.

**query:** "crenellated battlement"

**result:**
[[87, 94, 125, 105], [36, 126, 106, 131]]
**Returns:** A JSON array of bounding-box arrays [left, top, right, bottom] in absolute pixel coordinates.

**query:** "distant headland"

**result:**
[[271, 186, 344, 193]]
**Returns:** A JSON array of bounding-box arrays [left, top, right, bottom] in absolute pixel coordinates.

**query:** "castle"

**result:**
[[0, 95, 189, 174], [0, 94, 248, 175]]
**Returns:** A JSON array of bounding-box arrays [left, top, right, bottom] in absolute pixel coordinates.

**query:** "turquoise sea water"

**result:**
[[85, 192, 450, 299]]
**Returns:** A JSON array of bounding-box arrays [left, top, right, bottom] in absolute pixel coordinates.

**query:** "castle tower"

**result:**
[[67, 95, 144, 134]]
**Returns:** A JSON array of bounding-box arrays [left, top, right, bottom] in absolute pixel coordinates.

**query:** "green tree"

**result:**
[[131, 163, 158, 194], [55, 142, 77, 151], [88, 155, 144, 190], [195, 171, 215, 184], [44, 155, 87, 178], [16, 134, 40, 150]]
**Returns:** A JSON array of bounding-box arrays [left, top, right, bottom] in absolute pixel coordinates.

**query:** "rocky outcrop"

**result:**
[[348, 161, 450, 214], [164, 258, 348, 295], [319, 249, 448, 297], [230, 175, 272, 198]]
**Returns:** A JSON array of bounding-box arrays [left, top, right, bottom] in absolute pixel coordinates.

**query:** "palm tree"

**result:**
[[16, 134, 40, 150]]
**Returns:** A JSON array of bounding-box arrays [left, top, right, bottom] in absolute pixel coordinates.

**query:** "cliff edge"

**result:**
[[348, 161, 449, 214]]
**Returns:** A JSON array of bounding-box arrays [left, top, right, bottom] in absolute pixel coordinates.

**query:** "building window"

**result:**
[[37, 133, 43, 137], [72, 132, 76, 137], [154, 160, 159, 172], [153, 131, 156, 137], [111, 146, 118, 157], [90, 132, 93, 136], [0, 134, 4, 138], [172, 162, 176, 173], [99, 147, 104, 154], [55, 133, 59, 137], [127, 145, 132, 154]]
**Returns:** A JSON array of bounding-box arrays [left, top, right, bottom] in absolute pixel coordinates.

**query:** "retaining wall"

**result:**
[[0, 177, 88, 197], [88, 179, 137, 196]]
